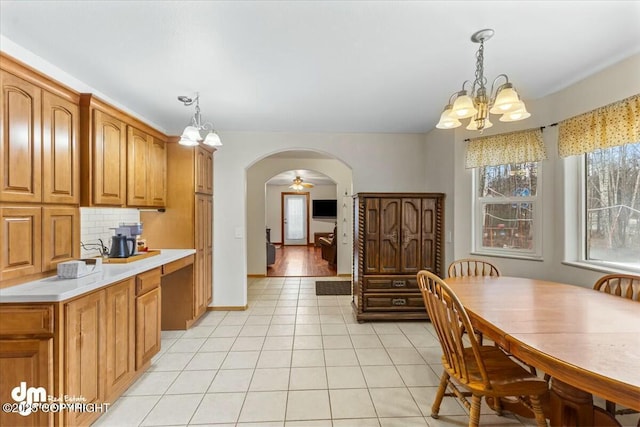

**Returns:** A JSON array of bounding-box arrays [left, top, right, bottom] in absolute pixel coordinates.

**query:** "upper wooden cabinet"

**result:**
[[42, 91, 79, 204], [195, 145, 213, 195], [80, 94, 166, 207], [127, 127, 166, 207], [0, 206, 42, 281]]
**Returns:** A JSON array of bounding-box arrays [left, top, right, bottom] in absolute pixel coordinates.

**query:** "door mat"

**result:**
[[316, 280, 351, 295]]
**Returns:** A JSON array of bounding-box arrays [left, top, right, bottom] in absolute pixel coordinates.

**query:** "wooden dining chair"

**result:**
[[593, 273, 640, 302], [417, 270, 548, 427], [593, 273, 640, 421], [448, 258, 501, 278]]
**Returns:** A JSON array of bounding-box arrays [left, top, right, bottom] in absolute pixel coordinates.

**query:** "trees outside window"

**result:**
[[585, 142, 640, 269]]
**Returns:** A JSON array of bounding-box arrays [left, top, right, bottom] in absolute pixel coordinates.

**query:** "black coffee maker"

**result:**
[[109, 234, 136, 258]]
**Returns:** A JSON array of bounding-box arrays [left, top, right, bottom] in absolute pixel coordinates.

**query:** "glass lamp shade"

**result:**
[[489, 85, 522, 114], [451, 92, 477, 119], [435, 105, 462, 129], [181, 125, 203, 142], [499, 103, 531, 122], [178, 136, 199, 146], [203, 131, 223, 147], [466, 115, 493, 131]]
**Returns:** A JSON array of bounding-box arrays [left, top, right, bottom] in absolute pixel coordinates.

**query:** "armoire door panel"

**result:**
[[363, 198, 380, 273], [42, 206, 79, 272], [0, 207, 42, 280], [400, 198, 422, 273], [379, 199, 401, 273], [42, 91, 79, 204], [420, 198, 438, 271], [0, 71, 42, 203]]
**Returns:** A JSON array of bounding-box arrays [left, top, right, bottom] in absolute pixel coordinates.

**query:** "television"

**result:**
[[312, 199, 337, 219]]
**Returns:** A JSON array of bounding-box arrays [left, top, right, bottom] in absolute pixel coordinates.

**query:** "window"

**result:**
[[474, 162, 541, 258], [584, 142, 640, 271]]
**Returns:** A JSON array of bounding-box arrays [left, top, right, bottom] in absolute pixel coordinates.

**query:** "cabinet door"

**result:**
[[65, 291, 105, 427], [193, 194, 208, 316], [136, 287, 161, 369], [42, 206, 79, 271], [420, 197, 439, 273], [379, 198, 401, 273], [149, 137, 166, 207], [92, 109, 126, 206], [42, 91, 79, 204], [195, 146, 213, 195], [363, 198, 380, 274], [204, 197, 213, 305], [0, 207, 41, 280], [400, 198, 422, 273], [105, 278, 135, 399], [0, 338, 53, 427], [0, 70, 42, 203], [126, 126, 151, 206]]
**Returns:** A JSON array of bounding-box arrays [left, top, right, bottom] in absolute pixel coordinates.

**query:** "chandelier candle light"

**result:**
[[436, 29, 531, 132], [178, 92, 223, 147]]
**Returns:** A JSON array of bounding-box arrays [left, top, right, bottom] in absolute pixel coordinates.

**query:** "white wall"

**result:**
[[266, 184, 337, 244], [215, 133, 426, 306], [424, 53, 640, 287]]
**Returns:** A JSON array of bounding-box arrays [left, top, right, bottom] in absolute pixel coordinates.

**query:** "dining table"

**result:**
[[443, 275, 640, 427]]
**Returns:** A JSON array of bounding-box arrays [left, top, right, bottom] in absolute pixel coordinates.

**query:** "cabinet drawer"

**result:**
[[363, 293, 425, 312], [136, 267, 161, 296], [162, 254, 194, 276], [363, 276, 418, 292], [0, 305, 54, 336]]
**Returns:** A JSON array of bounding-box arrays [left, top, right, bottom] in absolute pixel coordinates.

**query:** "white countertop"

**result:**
[[0, 249, 195, 303]]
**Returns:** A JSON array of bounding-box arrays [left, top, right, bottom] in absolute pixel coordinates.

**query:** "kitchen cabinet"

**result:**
[[127, 127, 166, 207], [0, 304, 54, 427], [105, 278, 135, 399], [64, 290, 105, 427], [0, 207, 42, 281], [0, 205, 79, 281], [42, 206, 80, 272], [79, 94, 167, 208], [42, 90, 79, 204], [353, 193, 444, 321], [141, 140, 214, 325], [0, 70, 42, 203], [135, 268, 161, 369], [1, 59, 79, 205]]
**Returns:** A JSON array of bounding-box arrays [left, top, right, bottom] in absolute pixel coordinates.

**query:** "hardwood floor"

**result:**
[[267, 245, 337, 277]]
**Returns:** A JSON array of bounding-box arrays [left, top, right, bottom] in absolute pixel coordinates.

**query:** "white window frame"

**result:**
[[565, 151, 640, 274], [472, 163, 543, 260]]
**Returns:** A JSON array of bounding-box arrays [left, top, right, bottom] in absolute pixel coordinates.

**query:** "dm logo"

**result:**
[[11, 382, 46, 416]]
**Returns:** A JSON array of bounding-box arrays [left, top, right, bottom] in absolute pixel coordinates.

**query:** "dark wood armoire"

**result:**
[[352, 193, 445, 321]]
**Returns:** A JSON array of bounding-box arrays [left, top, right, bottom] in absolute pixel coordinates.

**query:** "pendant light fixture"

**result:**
[[177, 93, 223, 147], [436, 29, 531, 132]]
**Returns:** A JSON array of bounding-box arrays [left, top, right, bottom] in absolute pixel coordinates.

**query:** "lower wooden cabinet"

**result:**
[[105, 278, 135, 399], [64, 290, 105, 427], [0, 304, 54, 427], [135, 268, 161, 369]]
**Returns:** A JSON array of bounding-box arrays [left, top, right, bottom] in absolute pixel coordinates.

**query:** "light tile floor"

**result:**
[[94, 276, 639, 427]]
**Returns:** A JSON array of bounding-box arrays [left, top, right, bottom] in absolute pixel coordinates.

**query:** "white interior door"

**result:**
[[283, 194, 308, 245]]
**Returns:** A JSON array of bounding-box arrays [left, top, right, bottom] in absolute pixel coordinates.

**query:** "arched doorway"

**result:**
[[246, 149, 352, 277]]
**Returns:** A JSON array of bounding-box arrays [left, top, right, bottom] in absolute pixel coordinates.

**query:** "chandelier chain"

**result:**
[[474, 40, 486, 91]]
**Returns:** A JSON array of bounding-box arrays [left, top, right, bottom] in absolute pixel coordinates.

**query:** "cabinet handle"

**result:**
[[392, 298, 407, 306], [392, 280, 406, 287]]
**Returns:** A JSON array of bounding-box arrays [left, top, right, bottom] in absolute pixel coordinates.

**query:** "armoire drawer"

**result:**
[[362, 293, 425, 312], [363, 276, 418, 292]]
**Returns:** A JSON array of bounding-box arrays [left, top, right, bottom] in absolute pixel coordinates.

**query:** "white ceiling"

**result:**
[[1, 1, 639, 136]]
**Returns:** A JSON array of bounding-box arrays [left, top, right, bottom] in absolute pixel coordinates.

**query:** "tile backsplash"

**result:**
[[80, 207, 141, 258]]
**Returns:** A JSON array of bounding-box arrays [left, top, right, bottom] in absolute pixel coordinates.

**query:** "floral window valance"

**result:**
[[465, 128, 547, 168], [558, 94, 640, 158]]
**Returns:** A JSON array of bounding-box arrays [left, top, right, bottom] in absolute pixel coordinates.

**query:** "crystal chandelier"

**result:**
[[177, 93, 223, 147], [436, 29, 531, 132]]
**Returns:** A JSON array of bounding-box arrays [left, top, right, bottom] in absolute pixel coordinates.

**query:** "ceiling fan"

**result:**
[[289, 176, 314, 191]]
